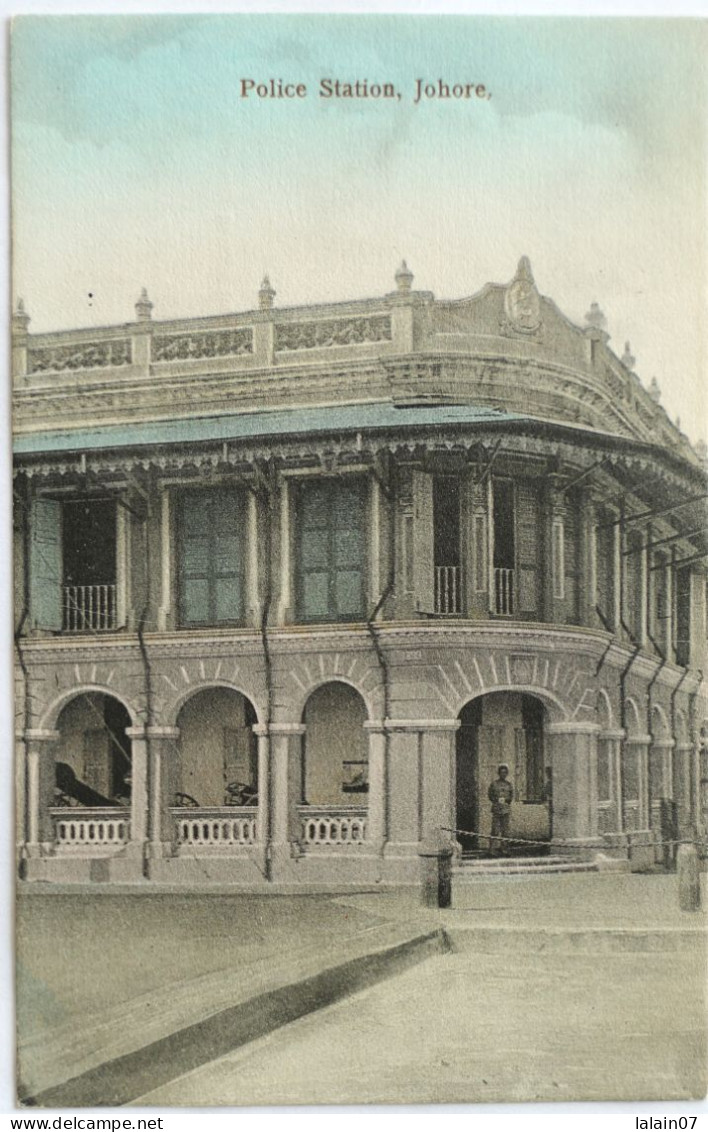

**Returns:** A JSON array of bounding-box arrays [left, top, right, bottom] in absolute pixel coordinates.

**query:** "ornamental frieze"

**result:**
[[28, 339, 132, 373], [274, 315, 392, 352], [152, 327, 253, 361]]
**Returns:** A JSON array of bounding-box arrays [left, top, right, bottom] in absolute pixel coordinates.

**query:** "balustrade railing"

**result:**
[[174, 808, 257, 847], [494, 567, 515, 615], [51, 808, 129, 849], [63, 584, 117, 632], [435, 565, 461, 615], [299, 806, 368, 847]]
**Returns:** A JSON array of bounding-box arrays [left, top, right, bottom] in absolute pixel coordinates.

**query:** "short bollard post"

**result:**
[[419, 843, 453, 909], [677, 842, 701, 912]]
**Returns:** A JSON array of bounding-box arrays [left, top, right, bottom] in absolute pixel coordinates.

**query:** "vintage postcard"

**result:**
[[10, 12, 708, 1111]]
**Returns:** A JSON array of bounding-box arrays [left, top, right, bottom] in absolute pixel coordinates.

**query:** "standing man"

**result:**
[[488, 763, 513, 855]]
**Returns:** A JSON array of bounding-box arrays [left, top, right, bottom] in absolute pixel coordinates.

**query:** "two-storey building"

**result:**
[[13, 258, 708, 885]]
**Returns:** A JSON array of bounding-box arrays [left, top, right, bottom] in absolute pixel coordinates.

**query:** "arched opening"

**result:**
[[302, 682, 368, 805], [54, 692, 132, 807], [456, 691, 550, 856], [176, 688, 258, 807]]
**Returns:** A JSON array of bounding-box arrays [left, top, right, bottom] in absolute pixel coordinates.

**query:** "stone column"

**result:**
[[649, 737, 675, 861], [599, 728, 628, 856], [420, 722, 459, 846], [156, 487, 172, 632], [253, 724, 271, 869], [275, 478, 293, 624], [364, 721, 387, 853], [547, 722, 603, 857], [673, 742, 694, 835], [578, 495, 596, 627], [15, 732, 27, 865], [125, 725, 149, 858], [145, 726, 180, 861], [465, 479, 489, 617], [24, 729, 59, 858], [383, 719, 459, 869], [544, 479, 566, 623], [269, 723, 305, 874]]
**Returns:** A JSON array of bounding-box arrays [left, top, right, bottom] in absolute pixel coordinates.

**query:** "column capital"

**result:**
[[125, 726, 147, 739], [384, 718, 461, 732], [650, 738, 675, 750], [24, 729, 60, 743], [363, 720, 387, 734], [625, 733, 652, 746], [146, 726, 180, 740], [268, 723, 306, 735], [599, 729, 626, 741], [546, 721, 600, 736]]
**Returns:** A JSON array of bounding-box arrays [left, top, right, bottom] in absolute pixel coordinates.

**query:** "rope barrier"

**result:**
[[440, 825, 706, 851]]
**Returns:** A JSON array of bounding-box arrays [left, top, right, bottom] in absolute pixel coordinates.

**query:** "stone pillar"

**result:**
[[253, 724, 271, 869], [598, 728, 628, 856], [579, 495, 596, 627], [12, 299, 30, 384], [145, 727, 180, 862], [275, 478, 293, 624], [547, 722, 603, 857], [15, 732, 27, 865], [131, 288, 153, 374], [544, 479, 566, 623], [689, 570, 708, 672], [269, 723, 305, 874], [246, 490, 261, 628], [157, 487, 172, 632], [383, 720, 458, 872], [24, 729, 59, 858], [673, 742, 694, 835], [420, 723, 459, 846], [364, 721, 387, 853], [649, 737, 675, 861], [465, 479, 489, 617], [125, 726, 149, 857]]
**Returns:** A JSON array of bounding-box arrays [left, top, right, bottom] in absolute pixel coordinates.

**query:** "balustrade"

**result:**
[[494, 567, 515, 615], [435, 565, 461, 615], [63, 584, 117, 632], [174, 808, 257, 847], [299, 806, 368, 847], [52, 808, 129, 850]]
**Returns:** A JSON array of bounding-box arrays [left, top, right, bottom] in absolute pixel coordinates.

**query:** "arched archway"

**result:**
[[54, 692, 132, 807], [176, 687, 258, 807], [456, 691, 550, 855], [302, 681, 369, 806]]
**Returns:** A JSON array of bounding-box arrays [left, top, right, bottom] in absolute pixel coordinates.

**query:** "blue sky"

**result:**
[[11, 14, 707, 439]]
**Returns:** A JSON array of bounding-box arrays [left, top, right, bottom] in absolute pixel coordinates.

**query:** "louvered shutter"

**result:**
[[516, 483, 540, 614], [412, 470, 435, 613], [179, 490, 242, 625], [30, 498, 63, 630]]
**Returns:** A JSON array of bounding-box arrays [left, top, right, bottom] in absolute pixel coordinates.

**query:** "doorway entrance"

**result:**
[[455, 691, 551, 856]]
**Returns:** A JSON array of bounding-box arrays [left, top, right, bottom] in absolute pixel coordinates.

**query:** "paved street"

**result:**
[[17, 872, 708, 1106], [136, 946, 707, 1106]]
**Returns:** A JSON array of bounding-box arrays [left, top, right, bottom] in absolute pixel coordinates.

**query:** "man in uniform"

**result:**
[[488, 763, 513, 855]]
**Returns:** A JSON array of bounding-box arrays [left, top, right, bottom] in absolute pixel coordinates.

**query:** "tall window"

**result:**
[[296, 478, 366, 623], [178, 488, 244, 626]]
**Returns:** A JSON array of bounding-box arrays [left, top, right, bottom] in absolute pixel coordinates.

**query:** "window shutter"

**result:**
[[412, 470, 435, 613], [30, 498, 63, 630], [516, 483, 540, 614], [179, 490, 242, 626]]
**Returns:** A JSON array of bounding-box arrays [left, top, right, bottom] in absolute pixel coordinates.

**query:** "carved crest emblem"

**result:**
[[504, 256, 542, 333]]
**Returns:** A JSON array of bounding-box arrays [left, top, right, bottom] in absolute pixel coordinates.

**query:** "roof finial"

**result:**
[[135, 287, 153, 321], [648, 377, 661, 403], [584, 301, 607, 332], [395, 260, 414, 293], [259, 275, 276, 310], [516, 255, 534, 284], [621, 341, 635, 370], [13, 297, 30, 333]]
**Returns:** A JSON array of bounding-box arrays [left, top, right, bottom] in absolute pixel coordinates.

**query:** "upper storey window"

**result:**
[[30, 498, 118, 632], [178, 489, 245, 627], [295, 478, 366, 623]]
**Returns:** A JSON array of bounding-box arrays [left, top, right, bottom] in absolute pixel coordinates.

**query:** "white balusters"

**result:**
[[52, 808, 129, 850], [175, 808, 257, 847], [435, 565, 461, 614], [494, 567, 515, 615], [63, 584, 117, 631], [299, 807, 368, 847]]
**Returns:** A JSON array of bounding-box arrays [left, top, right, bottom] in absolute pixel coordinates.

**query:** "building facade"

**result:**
[[12, 259, 708, 885]]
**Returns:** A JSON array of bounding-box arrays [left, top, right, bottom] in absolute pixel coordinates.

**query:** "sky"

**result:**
[[10, 14, 708, 441]]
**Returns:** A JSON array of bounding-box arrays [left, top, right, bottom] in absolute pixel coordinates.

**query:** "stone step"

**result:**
[[454, 856, 599, 876]]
